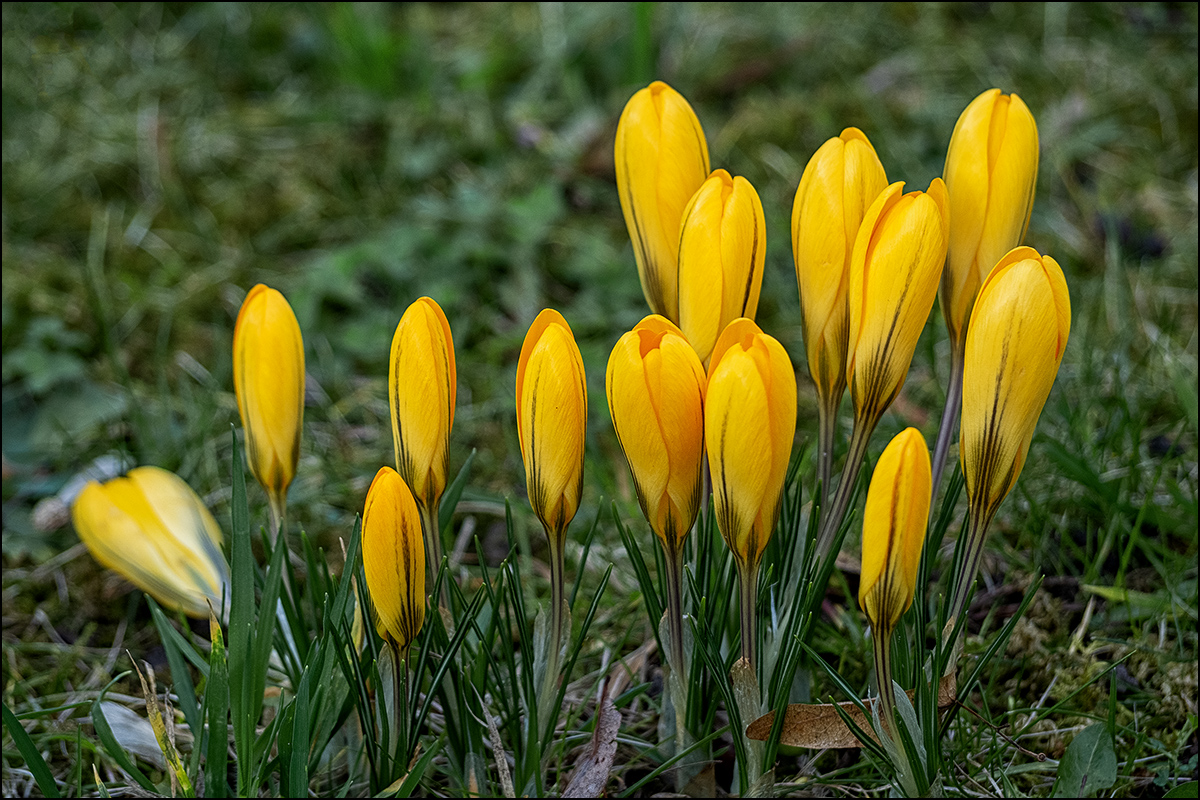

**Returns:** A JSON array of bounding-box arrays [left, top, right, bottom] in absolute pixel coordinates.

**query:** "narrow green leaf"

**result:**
[[147, 598, 201, 734], [206, 609, 230, 798], [3, 702, 62, 798], [439, 448, 477, 535], [89, 690, 157, 792]]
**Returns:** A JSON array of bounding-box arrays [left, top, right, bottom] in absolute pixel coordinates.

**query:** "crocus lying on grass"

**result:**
[[71, 466, 228, 619]]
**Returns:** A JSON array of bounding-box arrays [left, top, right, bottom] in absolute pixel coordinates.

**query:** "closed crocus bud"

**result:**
[[516, 309, 587, 539], [847, 180, 949, 421], [942, 89, 1039, 352], [233, 284, 305, 526], [615, 81, 711, 322], [793, 128, 888, 406], [859, 428, 931, 632], [71, 467, 228, 618], [706, 319, 797, 570], [362, 467, 426, 651], [677, 170, 766, 366], [606, 315, 706, 552], [961, 247, 1070, 524]]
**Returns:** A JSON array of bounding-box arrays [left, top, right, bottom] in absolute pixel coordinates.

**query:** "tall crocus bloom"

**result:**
[[677, 169, 766, 367], [816, 180, 949, 560], [71, 466, 228, 619], [615, 81, 711, 322], [362, 467, 426, 653], [389, 297, 456, 588], [607, 314, 706, 681], [792, 128, 889, 504], [947, 247, 1069, 626], [516, 308, 587, 707], [932, 89, 1039, 496], [859, 428, 931, 753], [233, 284, 305, 534], [705, 318, 797, 668]]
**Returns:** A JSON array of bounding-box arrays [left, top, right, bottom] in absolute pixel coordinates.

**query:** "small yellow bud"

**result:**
[[677, 170, 766, 366], [606, 315, 706, 552], [859, 428, 931, 631], [362, 467, 426, 650], [71, 467, 228, 618], [615, 81, 711, 322]]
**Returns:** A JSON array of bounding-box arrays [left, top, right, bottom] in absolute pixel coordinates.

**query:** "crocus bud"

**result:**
[[792, 128, 888, 403], [941, 89, 1039, 351], [961, 247, 1070, 523], [847, 180, 949, 421], [859, 428, 931, 632], [71, 466, 228, 618], [362, 467, 426, 650], [677, 170, 766, 366], [705, 318, 797, 569], [233, 284, 305, 521], [606, 315, 706, 552], [516, 309, 587, 538], [615, 81, 711, 322], [389, 297, 456, 512]]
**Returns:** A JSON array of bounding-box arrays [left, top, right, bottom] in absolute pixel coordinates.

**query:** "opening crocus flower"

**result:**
[[389, 296, 456, 583], [362, 466, 426, 652], [71, 466, 228, 619], [615, 80, 711, 322], [791, 128, 889, 504], [677, 169, 766, 367], [705, 318, 796, 667], [948, 246, 1070, 625], [816, 179, 949, 559], [232, 283, 305, 532]]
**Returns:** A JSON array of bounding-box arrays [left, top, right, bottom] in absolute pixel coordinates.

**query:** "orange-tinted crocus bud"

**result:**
[[71, 466, 228, 618], [677, 169, 766, 366], [705, 318, 797, 570], [792, 128, 888, 405], [847, 180, 950, 421], [362, 467, 426, 650], [389, 297, 456, 512], [615, 81, 711, 322], [233, 284, 305, 523], [942, 89, 1039, 351], [859, 428, 931, 632], [606, 315, 706, 552], [961, 246, 1070, 523], [516, 309, 587, 539]]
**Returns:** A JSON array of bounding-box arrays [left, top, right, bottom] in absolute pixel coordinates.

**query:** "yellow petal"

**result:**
[[961, 247, 1070, 520], [615, 81, 711, 321], [390, 297, 456, 510], [859, 428, 931, 630], [516, 309, 587, 536], [233, 284, 305, 512], [71, 467, 228, 618], [362, 467, 426, 650]]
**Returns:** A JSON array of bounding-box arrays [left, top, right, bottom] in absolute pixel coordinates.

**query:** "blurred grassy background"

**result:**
[[3, 2, 1197, 794]]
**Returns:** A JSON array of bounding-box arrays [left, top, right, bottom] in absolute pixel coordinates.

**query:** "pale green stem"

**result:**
[[872, 622, 913, 783], [419, 502, 448, 610], [815, 413, 877, 562], [930, 343, 965, 520], [946, 506, 995, 642], [817, 394, 839, 514], [538, 527, 567, 721], [663, 542, 686, 687], [739, 559, 759, 672]]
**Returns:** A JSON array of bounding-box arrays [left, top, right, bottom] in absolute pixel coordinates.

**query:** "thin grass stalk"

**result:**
[[815, 412, 876, 560], [929, 344, 965, 510]]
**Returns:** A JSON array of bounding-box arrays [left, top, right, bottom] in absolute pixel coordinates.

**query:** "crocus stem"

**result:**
[[815, 413, 877, 562], [817, 395, 839, 513], [663, 542, 686, 683], [420, 502, 448, 609], [739, 560, 759, 672], [539, 528, 567, 721], [267, 493, 286, 546], [393, 644, 409, 764], [871, 623, 912, 779], [930, 344, 965, 516], [946, 507, 995, 641]]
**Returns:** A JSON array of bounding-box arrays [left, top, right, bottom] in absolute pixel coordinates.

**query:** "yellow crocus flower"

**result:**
[[941, 89, 1039, 352], [859, 428, 931, 633], [792, 128, 888, 502], [232, 284, 305, 529], [71, 466, 228, 618], [615, 81, 711, 322], [606, 314, 706, 553], [677, 169, 766, 367], [362, 466, 426, 651]]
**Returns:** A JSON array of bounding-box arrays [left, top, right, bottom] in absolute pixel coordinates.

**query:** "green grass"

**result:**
[[3, 3, 1197, 797]]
